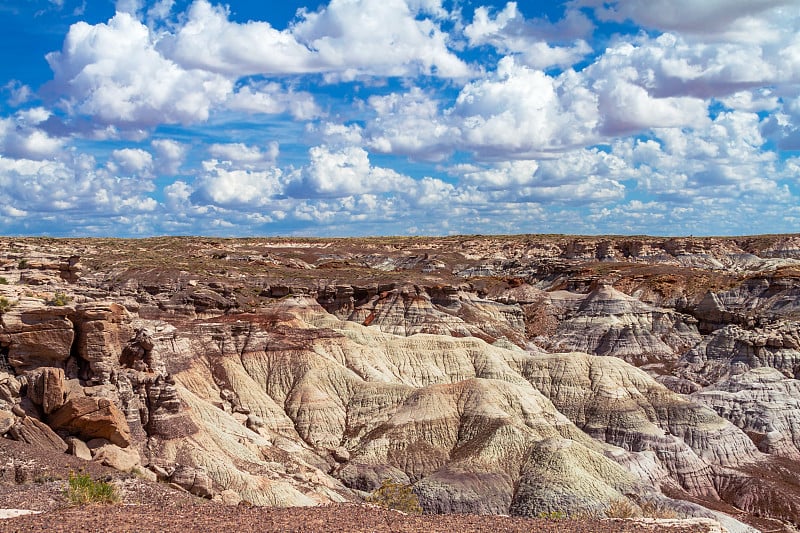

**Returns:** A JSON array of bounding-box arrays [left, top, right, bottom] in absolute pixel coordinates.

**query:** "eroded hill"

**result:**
[[1, 234, 800, 532]]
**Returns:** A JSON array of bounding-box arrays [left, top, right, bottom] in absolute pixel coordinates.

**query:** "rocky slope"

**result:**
[[1, 235, 800, 531]]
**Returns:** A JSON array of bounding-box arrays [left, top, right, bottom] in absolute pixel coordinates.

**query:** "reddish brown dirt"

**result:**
[[0, 503, 717, 533]]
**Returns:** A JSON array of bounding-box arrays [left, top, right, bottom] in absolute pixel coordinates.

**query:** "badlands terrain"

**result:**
[[1, 234, 800, 531]]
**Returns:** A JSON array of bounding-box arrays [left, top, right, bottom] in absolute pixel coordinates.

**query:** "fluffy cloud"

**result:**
[[367, 88, 458, 160], [3, 81, 34, 107], [452, 58, 601, 157], [0, 152, 157, 215], [458, 150, 627, 204], [465, 3, 593, 68], [367, 26, 792, 161], [586, 33, 779, 101], [292, 0, 470, 79], [287, 145, 417, 198], [46, 11, 232, 126], [151, 139, 187, 175], [110, 148, 154, 176], [313, 122, 365, 147], [367, 58, 602, 159], [207, 142, 279, 169], [161, 0, 469, 79], [160, 1, 314, 76], [191, 159, 284, 208], [578, 0, 791, 37], [620, 110, 783, 202], [0, 109, 63, 160], [227, 82, 321, 120]]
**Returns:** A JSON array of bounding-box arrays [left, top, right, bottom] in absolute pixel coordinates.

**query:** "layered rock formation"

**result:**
[[1, 235, 799, 531]]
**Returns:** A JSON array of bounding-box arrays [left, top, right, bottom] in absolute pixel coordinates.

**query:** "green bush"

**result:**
[[17, 259, 28, 269], [0, 297, 14, 313], [0, 276, 8, 284], [366, 479, 422, 514], [537, 510, 568, 520], [66, 471, 120, 504], [48, 292, 73, 306]]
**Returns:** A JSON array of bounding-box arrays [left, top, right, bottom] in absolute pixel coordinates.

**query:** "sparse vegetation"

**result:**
[[65, 471, 120, 504], [366, 479, 422, 514], [48, 291, 73, 306], [537, 510, 568, 520], [604, 499, 639, 519], [0, 296, 15, 313], [17, 259, 28, 269], [639, 500, 679, 519], [0, 276, 7, 284]]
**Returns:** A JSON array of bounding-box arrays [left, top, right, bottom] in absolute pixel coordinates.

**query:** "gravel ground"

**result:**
[[0, 503, 718, 533]]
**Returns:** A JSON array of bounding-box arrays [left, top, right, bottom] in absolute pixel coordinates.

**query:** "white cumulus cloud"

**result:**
[[46, 11, 233, 127]]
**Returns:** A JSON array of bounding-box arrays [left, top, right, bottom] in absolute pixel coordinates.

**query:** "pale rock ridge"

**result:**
[[507, 352, 760, 497], [325, 285, 528, 346], [693, 277, 800, 328], [143, 305, 650, 515], [692, 367, 800, 459], [532, 284, 701, 366], [678, 322, 800, 385]]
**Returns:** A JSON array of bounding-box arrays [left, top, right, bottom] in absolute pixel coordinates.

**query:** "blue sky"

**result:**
[[0, 0, 799, 237]]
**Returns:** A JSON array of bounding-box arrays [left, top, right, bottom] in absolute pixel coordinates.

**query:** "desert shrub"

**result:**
[[366, 479, 422, 514], [639, 500, 679, 519], [605, 498, 640, 519], [0, 297, 14, 313], [537, 510, 567, 520], [66, 471, 120, 504], [0, 276, 7, 284], [48, 292, 73, 306], [17, 259, 28, 269]]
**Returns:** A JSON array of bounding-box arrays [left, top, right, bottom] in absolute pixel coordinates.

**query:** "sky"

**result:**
[[0, 0, 799, 237]]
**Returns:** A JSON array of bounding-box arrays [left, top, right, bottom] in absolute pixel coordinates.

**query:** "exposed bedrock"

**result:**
[[677, 322, 800, 385], [692, 367, 800, 460], [527, 284, 701, 367], [505, 352, 760, 496]]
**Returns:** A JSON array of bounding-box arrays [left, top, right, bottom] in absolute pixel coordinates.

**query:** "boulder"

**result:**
[[218, 489, 243, 506], [48, 396, 131, 447], [0, 372, 21, 404], [331, 446, 350, 463], [0, 409, 14, 434], [65, 436, 92, 460], [169, 466, 215, 498], [92, 443, 142, 472]]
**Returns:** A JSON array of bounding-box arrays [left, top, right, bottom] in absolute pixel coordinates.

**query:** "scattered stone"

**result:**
[[219, 489, 242, 506], [65, 436, 92, 460], [92, 443, 142, 472]]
